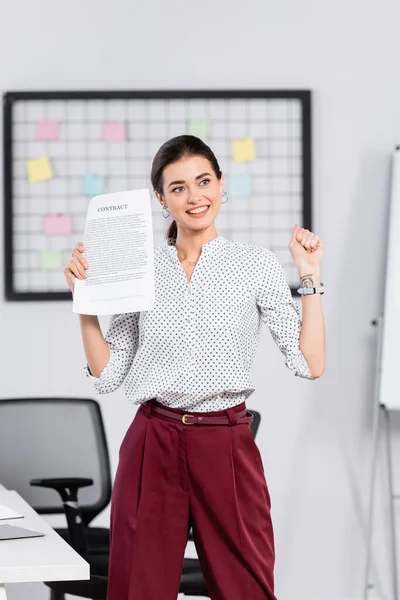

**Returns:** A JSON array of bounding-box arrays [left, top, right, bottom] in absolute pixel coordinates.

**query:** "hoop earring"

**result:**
[[222, 191, 229, 204], [162, 206, 170, 218]]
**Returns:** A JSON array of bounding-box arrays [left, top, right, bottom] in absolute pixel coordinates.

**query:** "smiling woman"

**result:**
[[72, 134, 326, 600]]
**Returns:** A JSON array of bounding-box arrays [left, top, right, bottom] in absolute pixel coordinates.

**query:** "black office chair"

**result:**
[[0, 398, 112, 599]]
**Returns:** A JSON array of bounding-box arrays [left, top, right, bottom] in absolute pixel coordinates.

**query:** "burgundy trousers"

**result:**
[[107, 400, 278, 600]]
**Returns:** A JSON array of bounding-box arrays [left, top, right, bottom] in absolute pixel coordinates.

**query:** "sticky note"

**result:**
[[26, 157, 53, 183], [226, 174, 252, 197], [82, 175, 105, 197], [44, 214, 72, 236], [188, 119, 211, 141], [37, 120, 59, 141], [103, 121, 126, 142], [41, 250, 63, 271], [232, 138, 256, 162]]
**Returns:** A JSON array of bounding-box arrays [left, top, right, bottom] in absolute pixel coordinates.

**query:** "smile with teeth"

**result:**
[[187, 206, 209, 215]]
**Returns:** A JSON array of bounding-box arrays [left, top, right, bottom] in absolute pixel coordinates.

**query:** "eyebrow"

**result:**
[[167, 172, 212, 188]]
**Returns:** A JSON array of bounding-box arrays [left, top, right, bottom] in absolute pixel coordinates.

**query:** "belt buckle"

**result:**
[[182, 414, 195, 425]]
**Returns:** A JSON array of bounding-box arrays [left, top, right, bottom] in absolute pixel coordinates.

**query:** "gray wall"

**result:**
[[1, 1, 399, 599]]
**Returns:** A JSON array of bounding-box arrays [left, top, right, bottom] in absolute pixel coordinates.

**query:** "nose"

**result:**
[[187, 185, 203, 204]]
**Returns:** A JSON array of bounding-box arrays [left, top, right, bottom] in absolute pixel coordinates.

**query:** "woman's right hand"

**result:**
[[64, 242, 88, 293]]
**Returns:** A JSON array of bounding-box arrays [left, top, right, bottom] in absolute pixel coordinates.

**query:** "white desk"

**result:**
[[0, 490, 89, 600]]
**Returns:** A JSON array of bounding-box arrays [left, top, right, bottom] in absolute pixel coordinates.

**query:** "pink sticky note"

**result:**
[[103, 121, 125, 142], [44, 214, 72, 235], [38, 120, 59, 141]]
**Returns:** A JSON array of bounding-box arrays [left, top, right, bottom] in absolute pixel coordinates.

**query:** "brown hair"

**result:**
[[150, 135, 222, 242]]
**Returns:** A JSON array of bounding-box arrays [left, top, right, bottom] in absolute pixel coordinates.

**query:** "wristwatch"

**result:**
[[297, 283, 324, 295]]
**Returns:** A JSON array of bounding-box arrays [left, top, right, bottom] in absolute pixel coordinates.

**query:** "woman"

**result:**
[[64, 135, 326, 600]]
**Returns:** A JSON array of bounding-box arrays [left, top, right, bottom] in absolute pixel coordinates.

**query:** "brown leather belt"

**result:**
[[151, 404, 254, 426]]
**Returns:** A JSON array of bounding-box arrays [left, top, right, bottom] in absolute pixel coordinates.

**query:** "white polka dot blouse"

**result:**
[[84, 235, 313, 411]]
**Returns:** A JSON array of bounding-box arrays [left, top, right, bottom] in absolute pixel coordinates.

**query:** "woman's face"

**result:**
[[157, 155, 224, 232]]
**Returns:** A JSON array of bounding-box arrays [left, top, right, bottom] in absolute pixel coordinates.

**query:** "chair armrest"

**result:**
[[30, 478, 93, 502], [30, 477, 93, 556]]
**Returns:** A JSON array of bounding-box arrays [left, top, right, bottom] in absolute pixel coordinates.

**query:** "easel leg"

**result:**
[[364, 400, 382, 599], [383, 406, 399, 600], [0, 584, 8, 600]]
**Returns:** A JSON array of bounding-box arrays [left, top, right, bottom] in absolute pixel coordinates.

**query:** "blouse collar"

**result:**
[[164, 234, 227, 255]]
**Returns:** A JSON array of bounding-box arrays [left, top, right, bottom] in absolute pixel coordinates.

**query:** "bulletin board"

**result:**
[[3, 90, 312, 301]]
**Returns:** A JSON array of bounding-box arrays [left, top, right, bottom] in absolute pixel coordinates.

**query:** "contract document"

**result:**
[[73, 189, 154, 315]]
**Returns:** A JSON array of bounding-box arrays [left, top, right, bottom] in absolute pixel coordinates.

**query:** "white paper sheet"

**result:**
[[0, 524, 45, 540], [0, 504, 23, 520], [72, 189, 155, 315]]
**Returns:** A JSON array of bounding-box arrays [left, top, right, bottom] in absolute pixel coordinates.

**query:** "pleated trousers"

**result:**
[[107, 399, 278, 600]]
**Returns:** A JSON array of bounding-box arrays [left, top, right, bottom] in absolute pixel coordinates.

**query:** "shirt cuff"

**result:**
[[285, 349, 314, 380], [83, 360, 114, 393]]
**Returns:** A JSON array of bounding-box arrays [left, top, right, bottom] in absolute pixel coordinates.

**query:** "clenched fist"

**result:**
[[289, 224, 324, 276]]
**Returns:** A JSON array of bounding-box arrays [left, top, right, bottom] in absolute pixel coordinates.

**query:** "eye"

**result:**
[[199, 178, 211, 186], [171, 186, 184, 193]]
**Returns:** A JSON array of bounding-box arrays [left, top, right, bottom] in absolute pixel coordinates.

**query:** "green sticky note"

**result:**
[[188, 119, 211, 141], [41, 250, 63, 271]]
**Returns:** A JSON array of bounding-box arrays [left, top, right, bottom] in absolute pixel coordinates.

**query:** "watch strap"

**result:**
[[297, 284, 325, 295]]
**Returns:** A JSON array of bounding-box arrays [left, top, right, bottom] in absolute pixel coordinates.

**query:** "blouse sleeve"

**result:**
[[83, 312, 140, 394], [256, 250, 313, 380]]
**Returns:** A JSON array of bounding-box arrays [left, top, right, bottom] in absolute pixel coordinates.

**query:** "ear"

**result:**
[[219, 175, 225, 194], [155, 191, 164, 207]]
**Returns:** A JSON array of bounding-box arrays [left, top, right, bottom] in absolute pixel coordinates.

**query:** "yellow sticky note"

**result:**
[[26, 157, 53, 183], [41, 250, 62, 271], [232, 138, 256, 162]]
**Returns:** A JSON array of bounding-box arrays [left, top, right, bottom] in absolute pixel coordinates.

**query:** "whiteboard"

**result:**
[[3, 90, 312, 301], [379, 147, 400, 409]]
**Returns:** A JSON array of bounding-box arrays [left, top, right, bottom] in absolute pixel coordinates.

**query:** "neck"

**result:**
[[174, 226, 219, 261]]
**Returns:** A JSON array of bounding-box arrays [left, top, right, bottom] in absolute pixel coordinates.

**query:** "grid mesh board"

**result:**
[[3, 90, 312, 300]]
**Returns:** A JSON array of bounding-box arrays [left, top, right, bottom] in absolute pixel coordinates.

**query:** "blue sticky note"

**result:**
[[82, 175, 105, 197], [226, 174, 252, 197]]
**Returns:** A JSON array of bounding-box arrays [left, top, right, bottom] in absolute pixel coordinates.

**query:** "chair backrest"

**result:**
[[0, 398, 111, 525], [248, 410, 261, 439]]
